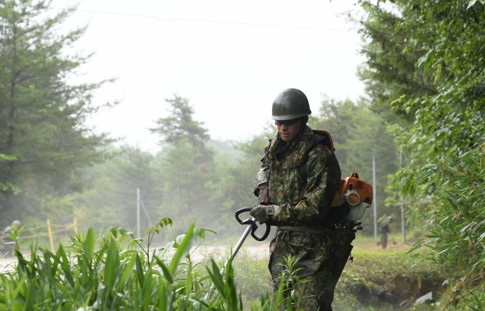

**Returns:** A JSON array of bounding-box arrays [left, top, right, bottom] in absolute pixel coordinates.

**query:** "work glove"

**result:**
[[250, 205, 268, 224], [250, 204, 282, 224]]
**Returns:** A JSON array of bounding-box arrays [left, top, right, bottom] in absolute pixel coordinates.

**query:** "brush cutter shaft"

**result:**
[[229, 224, 253, 262], [203, 207, 270, 302]]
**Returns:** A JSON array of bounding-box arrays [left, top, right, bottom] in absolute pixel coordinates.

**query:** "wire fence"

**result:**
[[13, 218, 79, 253]]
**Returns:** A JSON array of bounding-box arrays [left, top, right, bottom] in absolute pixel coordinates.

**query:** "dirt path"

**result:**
[[0, 257, 17, 272], [353, 239, 414, 251], [0, 244, 269, 271], [0, 240, 410, 273], [190, 243, 270, 262]]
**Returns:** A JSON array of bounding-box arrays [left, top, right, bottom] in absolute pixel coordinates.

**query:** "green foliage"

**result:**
[[230, 250, 272, 307], [108, 147, 162, 229], [67, 146, 164, 233], [207, 134, 270, 236], [414, 150, 485, 287], [274, 255, 309, 310], [358, 0, 485, 307], [206, 257, 244, 310], [151, 94, 210, 147], [0, 154, 17, 194], [0, 219, 248, 310], [2, 220, 472, 310], [71, 153, 128, 230], [357, 1, 438, 121], [4, 1, 483, 308], [0, 0, 112, 222], [312, 98, 400, 231], [0, 1, 403, 244], [158, 141, 216, 234], [334, 246, 444, 310]]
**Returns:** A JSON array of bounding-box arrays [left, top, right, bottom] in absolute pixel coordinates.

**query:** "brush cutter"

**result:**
[[203, 207, 270, 301], [230, 207, 271, 259]]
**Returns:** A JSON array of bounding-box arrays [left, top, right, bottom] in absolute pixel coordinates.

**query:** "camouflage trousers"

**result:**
[[268, 227, 355, 311]]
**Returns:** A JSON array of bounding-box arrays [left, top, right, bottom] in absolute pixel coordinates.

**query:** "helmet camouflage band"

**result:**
[[272, 88, 311, 121]]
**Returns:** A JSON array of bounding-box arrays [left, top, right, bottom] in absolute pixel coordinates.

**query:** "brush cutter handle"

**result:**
[[235, 207, 271, 241]]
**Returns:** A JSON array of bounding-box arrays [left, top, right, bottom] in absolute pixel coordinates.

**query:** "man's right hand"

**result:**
[[250, 205, 269, 224]]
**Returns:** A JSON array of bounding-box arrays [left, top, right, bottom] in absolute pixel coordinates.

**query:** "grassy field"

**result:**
[[332, 244, 443, 310], [2, 226, 480, 310], [224, 233, 446, 310]]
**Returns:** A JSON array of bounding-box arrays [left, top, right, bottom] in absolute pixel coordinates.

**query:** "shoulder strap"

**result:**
[[298, 129, 336, 185], [312, 129, 335, 152]]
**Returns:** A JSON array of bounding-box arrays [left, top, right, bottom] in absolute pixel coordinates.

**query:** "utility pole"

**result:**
[[400, 150, 406, 243], [137, 188, 141, 238], [372, 151, 377, 239]]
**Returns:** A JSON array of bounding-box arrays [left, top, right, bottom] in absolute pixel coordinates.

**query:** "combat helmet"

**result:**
[[11, 220, 21, 228], [272, 88, 311, 121]]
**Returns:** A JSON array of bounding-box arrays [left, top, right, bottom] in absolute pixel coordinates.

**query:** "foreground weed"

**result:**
[[0, 218, 268, 310]]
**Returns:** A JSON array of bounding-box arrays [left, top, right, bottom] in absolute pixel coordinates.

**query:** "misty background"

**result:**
[[2, 0, 391, 244], [54, 0, 366, 153], [2, 0, 483, 308], [1, 0, 481, 251]]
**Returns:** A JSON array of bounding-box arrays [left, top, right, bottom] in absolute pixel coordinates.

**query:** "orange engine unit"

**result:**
[[332, 172, 373, 207]]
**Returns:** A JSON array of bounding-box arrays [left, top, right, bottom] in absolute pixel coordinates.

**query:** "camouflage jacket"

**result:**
[[256, 126, 341, 227]]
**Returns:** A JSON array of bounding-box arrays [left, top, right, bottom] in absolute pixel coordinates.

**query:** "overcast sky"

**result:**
[[53, 0, 366, 153]]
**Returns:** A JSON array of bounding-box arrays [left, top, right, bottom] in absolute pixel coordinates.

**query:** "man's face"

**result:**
[[275, 118, 303, 142]]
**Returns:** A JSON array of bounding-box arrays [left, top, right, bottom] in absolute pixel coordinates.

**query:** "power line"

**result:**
[[54, 7, 353, 32]]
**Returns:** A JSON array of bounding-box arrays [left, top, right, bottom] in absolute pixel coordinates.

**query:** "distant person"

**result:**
[[1, 220, 21, 256], [380, 216, 392, 249], [250, 88, 354, 310]]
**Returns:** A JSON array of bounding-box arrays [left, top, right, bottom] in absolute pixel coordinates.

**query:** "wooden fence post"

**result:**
[[47, 219, 54, 252], [73, 217, 78, 234]]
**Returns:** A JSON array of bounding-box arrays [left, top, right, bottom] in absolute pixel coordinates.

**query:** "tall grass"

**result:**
[[3, 219, 465, 310], [0, 218, 243, 310], [0, 218, 306, 310]]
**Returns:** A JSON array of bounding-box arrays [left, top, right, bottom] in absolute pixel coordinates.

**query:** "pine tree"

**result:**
[[0, 0, 111, 220]]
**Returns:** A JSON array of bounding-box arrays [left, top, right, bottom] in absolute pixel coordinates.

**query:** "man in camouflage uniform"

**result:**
[[251, 88, 354, 310]]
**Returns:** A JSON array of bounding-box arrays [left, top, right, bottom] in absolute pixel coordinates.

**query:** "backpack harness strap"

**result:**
[[298, 129, 336, 185]]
